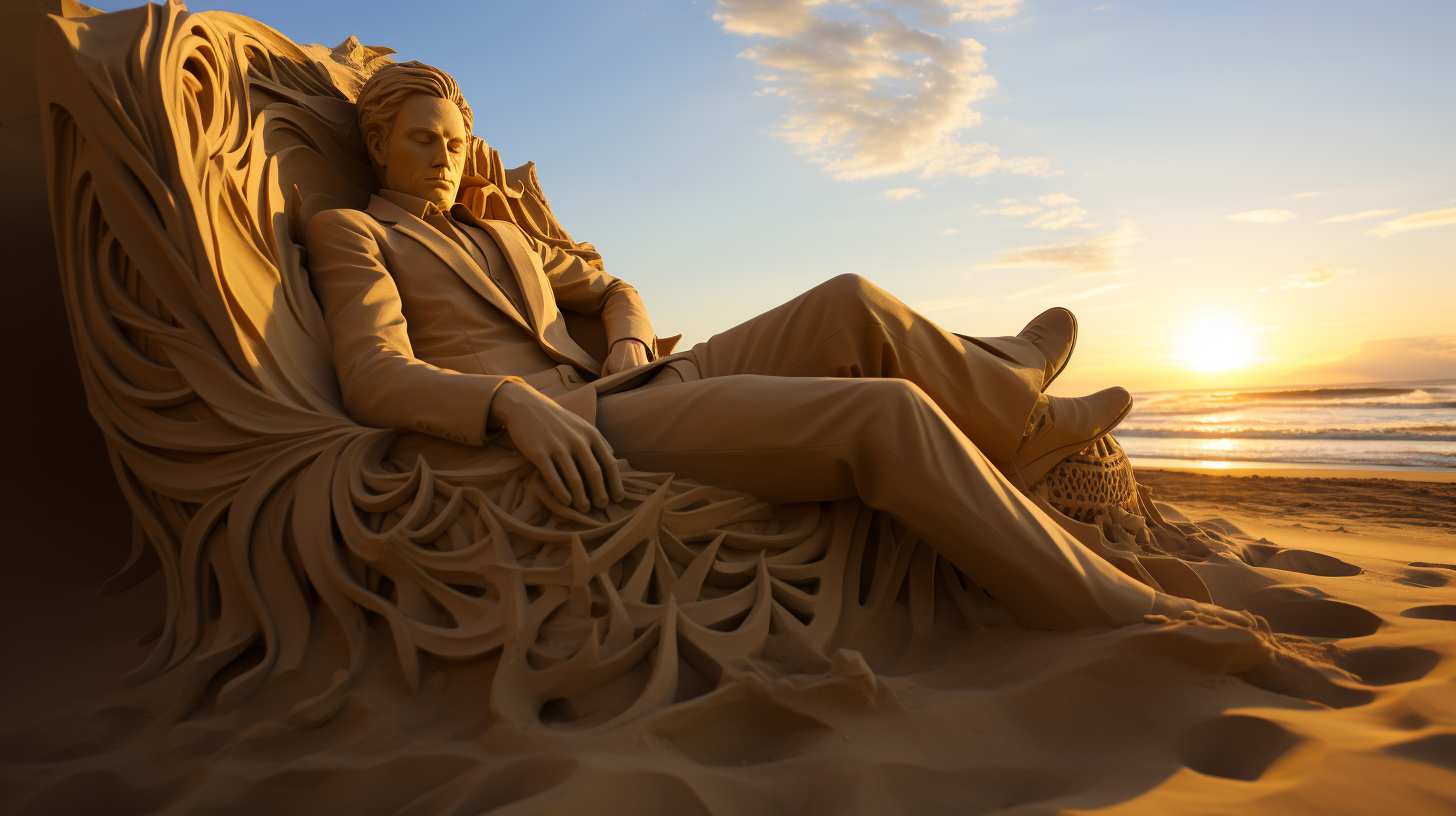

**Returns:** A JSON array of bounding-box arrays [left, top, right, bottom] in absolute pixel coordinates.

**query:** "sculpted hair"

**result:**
[[356, 61, 474, 154]]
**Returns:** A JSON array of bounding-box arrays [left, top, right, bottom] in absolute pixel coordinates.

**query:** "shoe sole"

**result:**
[[1041, 308, 1077, 392], [1011, 397, 1131, 490]]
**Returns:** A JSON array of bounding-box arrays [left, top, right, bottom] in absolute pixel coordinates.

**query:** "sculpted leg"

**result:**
[[597, 375, 1158, 630], [690, 274, 1046, 463]]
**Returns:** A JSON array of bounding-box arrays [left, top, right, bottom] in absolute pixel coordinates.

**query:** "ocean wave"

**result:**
[[1115, 427, 1456, 442], [1132, 382, 1456, 413], [1122, 448, 1456, 468], [1233, 387, 1418, 400], [1136, 383, 1455, 400], [1118, 438, 1456, 468], [1134, 400, 1456, 415]]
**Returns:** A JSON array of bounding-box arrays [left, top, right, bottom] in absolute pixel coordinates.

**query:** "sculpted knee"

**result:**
[[815, 273, 883, 309], [860, 377, 934, 417]]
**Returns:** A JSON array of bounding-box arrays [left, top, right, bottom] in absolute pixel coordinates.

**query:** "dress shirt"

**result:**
[[378, 189, 531, 321]]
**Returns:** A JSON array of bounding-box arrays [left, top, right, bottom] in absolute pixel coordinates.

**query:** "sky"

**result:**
[[91, 0, 1456, 394]]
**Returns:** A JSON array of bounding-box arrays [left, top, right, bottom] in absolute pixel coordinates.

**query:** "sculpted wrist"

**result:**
[[486, 381, 523, 430], [610, 338, 652, 360]]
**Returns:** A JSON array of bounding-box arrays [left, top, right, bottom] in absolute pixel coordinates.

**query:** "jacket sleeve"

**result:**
[[518, 226, 657, 359], [305, 209, 520, 445]]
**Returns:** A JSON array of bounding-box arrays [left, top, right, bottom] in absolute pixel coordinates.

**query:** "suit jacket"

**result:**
[[305, 192, 677, 445]]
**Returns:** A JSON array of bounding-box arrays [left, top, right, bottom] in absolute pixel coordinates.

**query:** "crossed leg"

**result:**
[[597, 375, 1159, 630], [685, 273, 1047, 463]]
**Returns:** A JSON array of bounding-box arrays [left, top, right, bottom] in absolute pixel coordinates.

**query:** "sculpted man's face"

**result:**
[[369, 93, 468, 208]]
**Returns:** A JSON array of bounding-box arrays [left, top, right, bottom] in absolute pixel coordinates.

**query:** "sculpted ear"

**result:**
[[365, 130, 388, 168]]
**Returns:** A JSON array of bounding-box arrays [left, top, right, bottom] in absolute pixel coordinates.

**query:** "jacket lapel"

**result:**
[[453, 209, 602, 376], [365, 195, 533, 335]]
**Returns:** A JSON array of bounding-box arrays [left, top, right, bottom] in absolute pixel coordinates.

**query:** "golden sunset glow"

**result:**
[[1178, 316, 1256, 372]]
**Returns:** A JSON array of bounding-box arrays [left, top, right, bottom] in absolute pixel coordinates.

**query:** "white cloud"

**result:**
[[1295, 336, 1456, 382], [1027, 206, 1087, 230], [981, 222, 1140, 276], [916, 295, 986, 312], [1264, 265, 1357, 291], [945, 1, 1024, 21], [1282, 189, 1341, 200], [1038, 192, 1077, 205], [980, 204, 1041, 216], [1005, 283, 1053, 300], [1320, 208, 1401, 224], [939, 226, 963, 235], [1226, 209, 1298, 224], [1082, 301, 1141, 313], [1061, 281, 1131, 300], [1369, 207, 1456, 237], [715, 0, 1052, 181], [885, 187, 922, 200]]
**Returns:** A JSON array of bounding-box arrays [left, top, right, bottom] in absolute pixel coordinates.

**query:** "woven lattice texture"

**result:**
[[1031, 434, 1151, 551]]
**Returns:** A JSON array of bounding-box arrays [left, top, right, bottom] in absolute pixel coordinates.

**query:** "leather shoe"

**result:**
[[1018, 307, 1077, 390], [1007, 386, 1132, 490]]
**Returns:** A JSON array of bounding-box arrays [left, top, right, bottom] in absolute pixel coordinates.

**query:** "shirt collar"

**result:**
[[378, 188, 451, 219]]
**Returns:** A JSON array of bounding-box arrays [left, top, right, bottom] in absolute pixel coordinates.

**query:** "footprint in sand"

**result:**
[[1399, 562, 1455, 589], [655, 695, 833, 766], [1396, 567, 1451, 589], [1335, 646, 1441, 686], [1242, 586, 1383, 638], [1400, 605, 1456, 622], [1257, 549, 1362, 577], [1178, 715, 1305, 781], [1409, 562, 1456, 572], [1385, 733, 1456, 772]]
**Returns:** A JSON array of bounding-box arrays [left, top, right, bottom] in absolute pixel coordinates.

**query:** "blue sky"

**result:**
[[89, 0, 1456, 391]]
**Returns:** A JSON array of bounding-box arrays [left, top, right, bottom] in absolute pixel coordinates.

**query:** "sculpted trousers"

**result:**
[[595, 275, 1157, 629]]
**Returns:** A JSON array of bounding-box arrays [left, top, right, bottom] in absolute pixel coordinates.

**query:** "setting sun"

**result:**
[[1179, 316, 1255, 371]]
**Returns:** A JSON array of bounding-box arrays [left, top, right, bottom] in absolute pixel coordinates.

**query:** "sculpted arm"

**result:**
[[526, 230, 656, 374], [305, 209, 520, 445], [305, 210, 623, 511]]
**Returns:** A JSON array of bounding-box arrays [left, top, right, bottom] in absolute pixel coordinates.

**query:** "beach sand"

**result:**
[[1, 471, 1453, 815]]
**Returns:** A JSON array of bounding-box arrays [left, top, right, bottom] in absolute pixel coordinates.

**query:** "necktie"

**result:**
[[422, 205, 528, 320]]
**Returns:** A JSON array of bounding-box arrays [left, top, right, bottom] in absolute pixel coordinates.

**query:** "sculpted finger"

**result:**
[[591, 435, 624, 503], [536, 456, 573, 507], [576, 443, 610, 509], [555, 451, 590, 513]]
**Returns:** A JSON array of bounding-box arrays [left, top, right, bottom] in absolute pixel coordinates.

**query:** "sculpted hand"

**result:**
[[489, 382, 625, 512], [601, 339, 650, 377]]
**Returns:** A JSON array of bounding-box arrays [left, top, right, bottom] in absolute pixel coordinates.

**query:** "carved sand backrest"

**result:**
[[38, 2, 932, 730]]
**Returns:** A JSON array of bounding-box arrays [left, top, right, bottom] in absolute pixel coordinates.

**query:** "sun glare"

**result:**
[[1179, 315, 1255, 371]]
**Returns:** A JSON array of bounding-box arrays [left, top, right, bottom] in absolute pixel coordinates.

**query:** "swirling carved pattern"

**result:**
[[39, 1, 1011, 729]]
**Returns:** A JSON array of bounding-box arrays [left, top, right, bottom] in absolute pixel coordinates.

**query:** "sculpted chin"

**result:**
[[303, 60, 1248, 631]]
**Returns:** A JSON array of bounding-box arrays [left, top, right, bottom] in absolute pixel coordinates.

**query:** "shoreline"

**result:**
[[1130, 456, 1456, 483], [1131, 467, 1455, 552]]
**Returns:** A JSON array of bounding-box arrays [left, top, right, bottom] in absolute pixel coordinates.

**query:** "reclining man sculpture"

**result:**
[[306, 61, 1241, 631]]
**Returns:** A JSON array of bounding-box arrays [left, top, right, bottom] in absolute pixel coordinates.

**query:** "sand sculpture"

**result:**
[[35, 0, 1225, 723], [18, 3, 1451, 813]]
